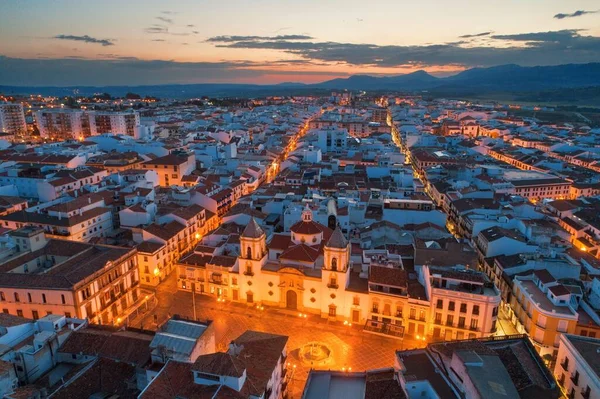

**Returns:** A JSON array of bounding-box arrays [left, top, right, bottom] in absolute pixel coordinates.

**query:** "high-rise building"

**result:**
[[35, 109, 84, 140], [0, 103, 27, 138], [87, 111, 140, 136]]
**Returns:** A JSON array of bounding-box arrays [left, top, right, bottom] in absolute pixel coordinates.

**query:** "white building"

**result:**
[[0, 103, 26, 138], [554, 334, 600, 399], [316, 127, 348, 153], [87, 111, 140, 136], [35, 109, 84, 140]]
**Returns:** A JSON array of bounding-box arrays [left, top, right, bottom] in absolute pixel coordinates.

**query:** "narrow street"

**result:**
[[265, 116, 315, 184]]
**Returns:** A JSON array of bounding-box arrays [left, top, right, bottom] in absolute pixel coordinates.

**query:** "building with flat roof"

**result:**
[[0, 103, 26, 139], [554, 334, 600, 399]]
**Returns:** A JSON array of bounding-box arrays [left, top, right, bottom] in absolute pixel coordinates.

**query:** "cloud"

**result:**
[[206, 34, 313, 43], [53, 34, 114, 46], [0, 56, 346, 86], [152, 39, 166, 42], [207, 29, 600, 68], [187, 24, 195, 28], [161, 11, 177, 15], [459, 32, 492, 39], [554, 10, 598, 19], [156, 16, 173, 24], [490, 29, 584, 42], [145, 25, 168, 34]]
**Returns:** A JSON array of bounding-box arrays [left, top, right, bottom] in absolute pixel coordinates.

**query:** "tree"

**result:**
[[125, 92, 141, 100]]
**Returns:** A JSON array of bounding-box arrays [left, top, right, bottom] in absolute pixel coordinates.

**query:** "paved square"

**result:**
[[130, 274, 425, 397]]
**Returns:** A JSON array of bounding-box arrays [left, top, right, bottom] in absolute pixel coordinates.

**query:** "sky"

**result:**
[[0, 0, 599, 86]]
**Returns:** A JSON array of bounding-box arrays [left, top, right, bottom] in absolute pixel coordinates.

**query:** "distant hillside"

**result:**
[[1, 63, 600, 101], [315, 63, 600, 92]]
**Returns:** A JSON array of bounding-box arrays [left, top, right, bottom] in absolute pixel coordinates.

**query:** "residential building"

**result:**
[[554, 334, 600, 399], [509, 270, 582, 356], [0, 227, 145, 325], [0, 103, 26, 138], [35, 109, 84, 140], [140, 330, 288, 399]]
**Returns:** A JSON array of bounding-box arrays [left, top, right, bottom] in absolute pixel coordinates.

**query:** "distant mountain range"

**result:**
[[1, 63, 600, 100], [316, 63, 600, 92]]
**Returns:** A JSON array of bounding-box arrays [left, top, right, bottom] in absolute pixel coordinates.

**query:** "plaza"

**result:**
[[130, 273, 425, 397]]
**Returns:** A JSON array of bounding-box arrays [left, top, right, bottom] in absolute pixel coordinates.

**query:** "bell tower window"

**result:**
[[247, 246, 252, 259], [331, 257, 337, 271]]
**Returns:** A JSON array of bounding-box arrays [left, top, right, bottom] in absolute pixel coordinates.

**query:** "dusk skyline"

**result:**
[[1, 0, 600, 86]]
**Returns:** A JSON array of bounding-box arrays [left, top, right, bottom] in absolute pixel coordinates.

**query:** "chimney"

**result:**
[[88, 197, 91, 204]]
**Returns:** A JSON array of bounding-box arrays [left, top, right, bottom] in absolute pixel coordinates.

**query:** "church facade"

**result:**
[[178, 207, 371, 322]]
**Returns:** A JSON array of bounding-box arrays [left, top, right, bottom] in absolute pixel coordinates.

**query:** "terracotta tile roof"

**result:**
[[268, 234, 291, 250], [51, 357, 139, 399], [0, 240, 134, 290], [136, 241, 165, 254], [279, 244, 320, 263], [144, 220, 186, 241], [0, 313, 33, 327], [191, 352, 246, 377], [369, 266, 407, 288], [290, 220, 330, 235], [549, 284, 570, 297], [140, 360, 244, 399]]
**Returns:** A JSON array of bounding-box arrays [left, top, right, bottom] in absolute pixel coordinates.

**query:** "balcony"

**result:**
[[446, 321, 454, 327], [469, 326, 479, 332], [434, 319, 442, 325], [371, 308, 379, 314]]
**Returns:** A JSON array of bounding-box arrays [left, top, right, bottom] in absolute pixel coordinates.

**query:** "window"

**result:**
[[409, 308, 416, 319], [27, 293, 32, 303], [460, 303, 467, 313], [329, 305, 337, 317], [42, 294, 47, 304], [331, 257, 337, 271], [246, 247, 252, 259], [435, 312, 442, 323], [446, 315, 454, 326], [2, 309, 7, 314], [144, 256, 148, 262], [492, 306, 498, 317], [329, 275, 337, 287], [436, 299, 443, 309], [353, 297, 360, 306], [16, 309, 23, 317], [0, 292, 4, 301], [470, 319, 478, 330], [61, 294, 66, 304], [458, 317, 466, 328], [32, 310, 39, 320], [448, 301, 455, 311], [472, 305, 480, 316], [65, 312, 71, 318], [14, 293, 20, 303]]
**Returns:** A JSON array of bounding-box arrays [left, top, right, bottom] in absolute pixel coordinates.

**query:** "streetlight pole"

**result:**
[[192, 282, 197, 321]]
